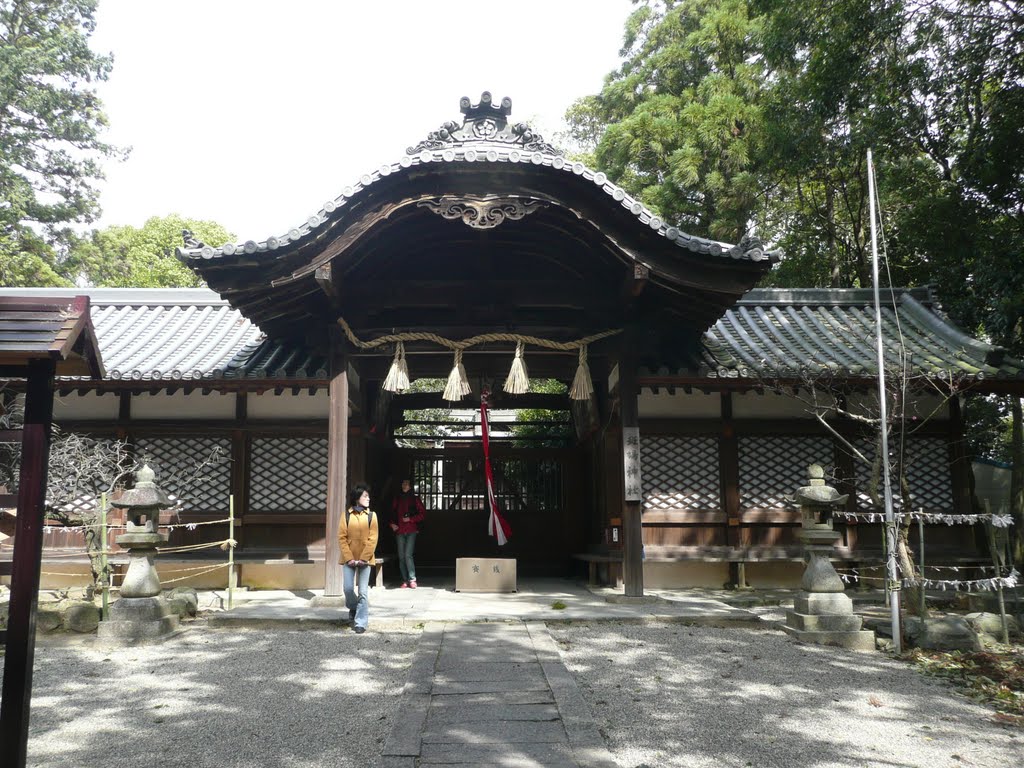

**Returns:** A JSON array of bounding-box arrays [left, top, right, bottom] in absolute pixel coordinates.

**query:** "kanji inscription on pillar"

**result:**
[[623, 426, 643, 502]]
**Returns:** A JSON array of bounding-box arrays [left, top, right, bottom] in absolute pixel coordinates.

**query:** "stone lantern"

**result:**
[[97, 464, 179, 642], [782, 464, 875, 651]]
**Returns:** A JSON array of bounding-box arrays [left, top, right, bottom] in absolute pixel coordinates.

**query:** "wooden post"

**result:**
[[325, 336, 349, 596], [719, 392, 743, 586], [619, 344, 644, 597], [0, 359, 55, 767]]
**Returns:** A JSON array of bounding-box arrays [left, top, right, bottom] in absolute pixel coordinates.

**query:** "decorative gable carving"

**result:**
[[417, 196, 550, 229]]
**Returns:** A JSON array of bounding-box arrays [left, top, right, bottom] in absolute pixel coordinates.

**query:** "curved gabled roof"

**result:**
[[177, 92, 780, 269]]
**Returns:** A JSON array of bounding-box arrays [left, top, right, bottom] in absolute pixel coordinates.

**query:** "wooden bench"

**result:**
[[370, 555, 390, 588], [572, 553, 623, 587], [573, 547, 893, 589]]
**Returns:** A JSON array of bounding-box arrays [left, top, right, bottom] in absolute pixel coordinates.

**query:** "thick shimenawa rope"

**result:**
[[337, 316, 621, 352], [337, 316, 621, 400]]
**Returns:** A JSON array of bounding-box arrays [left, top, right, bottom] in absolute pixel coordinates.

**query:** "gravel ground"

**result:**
[[23, 624, 418, 768], [17, 619, 1023, 768], [550, 621, 1022, 768]]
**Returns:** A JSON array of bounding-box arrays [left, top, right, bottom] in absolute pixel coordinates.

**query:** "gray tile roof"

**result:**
[[0, 295, 104, 377], [0, 289, 323, 382], [683, 288, 1024, 383], [3, 287, 1020, 387]]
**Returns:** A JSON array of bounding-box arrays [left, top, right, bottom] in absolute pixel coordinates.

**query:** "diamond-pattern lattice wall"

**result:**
[[134, 436, 231, 511], [641, 436, 720, 511], [854, 436, 953, 511], [738, 436, 833, 510], [250, 437, 328, 512]]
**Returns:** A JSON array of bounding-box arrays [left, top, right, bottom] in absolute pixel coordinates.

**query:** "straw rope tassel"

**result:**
[[503, 340, 530, 395], [442, 349, 472, 401], [382, 341, 410, 393], [570, 344, 593, 400]]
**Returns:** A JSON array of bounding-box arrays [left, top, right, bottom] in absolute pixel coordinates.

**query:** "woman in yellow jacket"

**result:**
[[339, 483, 378, 633]]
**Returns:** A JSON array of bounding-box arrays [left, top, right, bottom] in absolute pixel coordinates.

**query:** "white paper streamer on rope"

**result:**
[[840, 568, 1020, 591], [38, 518, 232, 533], [832, 510, 1015, 526]]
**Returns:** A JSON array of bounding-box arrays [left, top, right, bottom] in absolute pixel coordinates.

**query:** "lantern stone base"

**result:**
[[784, 590, 876, 651], [782, 625, 877, 651], [97, 596, 179, 643]]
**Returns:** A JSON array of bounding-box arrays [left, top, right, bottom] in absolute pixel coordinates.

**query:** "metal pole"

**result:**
[[868, 148, 902, 653], [100, 492, 109, 621], [228, 494, 235, 610]]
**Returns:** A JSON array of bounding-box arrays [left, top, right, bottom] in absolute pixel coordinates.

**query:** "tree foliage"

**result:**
[[64, 214, 233, 287], [567, 0, 766, 242], [571, 0, 1024, 549], [0, 0, 121, 286], [570, 1, 1023, 353]]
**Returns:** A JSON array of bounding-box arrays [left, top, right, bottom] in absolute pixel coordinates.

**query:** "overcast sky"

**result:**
[[90, 0, 633, 241]]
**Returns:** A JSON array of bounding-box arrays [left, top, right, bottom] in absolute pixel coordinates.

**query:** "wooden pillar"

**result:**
[[719, 392, 742, 586], [325, 339, 349, 596], [948, 395, 972, 514], [619, 346, 644, 597], [230, 392, 249, 563], [1, 359, 56, 767]]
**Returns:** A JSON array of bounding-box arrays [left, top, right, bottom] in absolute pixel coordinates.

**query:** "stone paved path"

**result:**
[[381, 622, 619, 768]]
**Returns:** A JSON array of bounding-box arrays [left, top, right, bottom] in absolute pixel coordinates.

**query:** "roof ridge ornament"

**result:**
[[407, 91, 560, 156]]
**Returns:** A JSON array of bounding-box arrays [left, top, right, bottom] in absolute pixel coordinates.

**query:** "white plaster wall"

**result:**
[[643, 561, 728, 588], [131, 390, 236, 420], [52, 391, 120, 420], [248, 389, 329, 420], [638, 391, 720, 419], [731, 391, 815, 419]]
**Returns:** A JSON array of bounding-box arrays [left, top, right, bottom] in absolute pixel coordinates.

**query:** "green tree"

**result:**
[[566, 0, 767, 242], [64, 214, 233, 287], [0, 1, 122, 286], [510, 379, 571, 448]]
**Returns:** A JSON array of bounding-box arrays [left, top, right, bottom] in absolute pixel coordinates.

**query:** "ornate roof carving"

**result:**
[[417, 196, 549, 229], [407, 92, 559, 156]]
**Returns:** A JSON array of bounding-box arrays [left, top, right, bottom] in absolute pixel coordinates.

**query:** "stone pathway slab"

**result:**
[[381, 621, 620, 767]]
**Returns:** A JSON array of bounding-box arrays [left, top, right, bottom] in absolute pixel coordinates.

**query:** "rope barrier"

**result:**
[[157, 540, 235, 554], [833, 511, 1014, 526], [40, 517, 236, 534], [837, 567, 1020, 591], [158, 562, 231, 584]]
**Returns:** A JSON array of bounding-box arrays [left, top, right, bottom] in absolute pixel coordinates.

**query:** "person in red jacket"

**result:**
[[390, 478, 425, 588]]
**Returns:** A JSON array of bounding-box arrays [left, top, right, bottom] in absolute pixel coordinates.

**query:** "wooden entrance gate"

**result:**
[[387, 446, 584, 576]]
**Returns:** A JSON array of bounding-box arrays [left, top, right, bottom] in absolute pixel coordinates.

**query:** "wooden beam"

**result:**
[[344, 280, 614, 310], [625, 262, 649, 300], [324, 335, 349, 596], [0, 358, 55, 767], [390, 391, 570, 412], [315, 263, 337, 300]]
